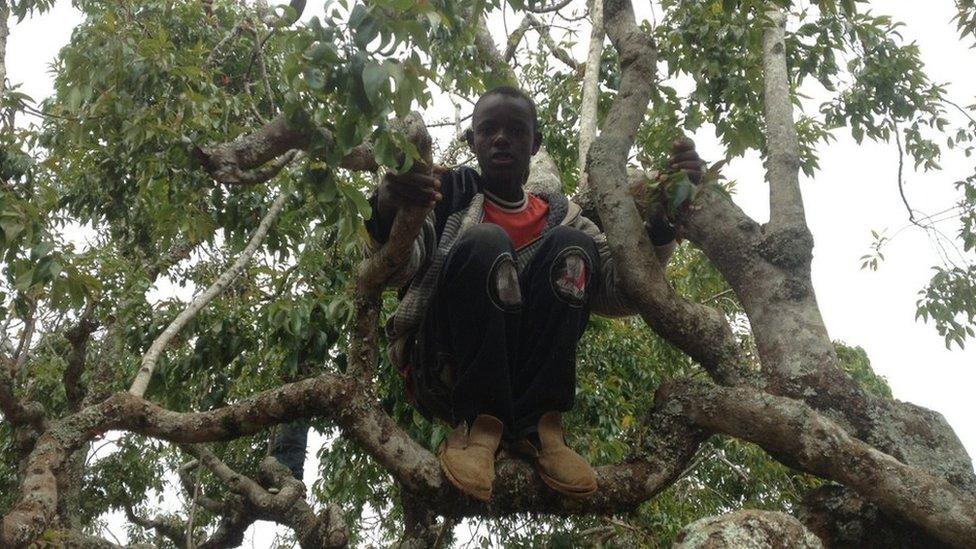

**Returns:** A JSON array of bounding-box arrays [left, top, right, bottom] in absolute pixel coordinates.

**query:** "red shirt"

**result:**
[[482, 191, 549, 250]]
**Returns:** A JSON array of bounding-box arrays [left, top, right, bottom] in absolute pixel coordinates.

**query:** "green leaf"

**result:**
[[667, 173, 694, 213], [339, 184, 373, 220], [303, 68, 327, 91], [362, 62, 388, 106]]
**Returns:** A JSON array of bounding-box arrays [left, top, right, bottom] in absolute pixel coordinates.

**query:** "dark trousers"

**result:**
[[413, 224, 597, 436], [272, 421, 308, 480]]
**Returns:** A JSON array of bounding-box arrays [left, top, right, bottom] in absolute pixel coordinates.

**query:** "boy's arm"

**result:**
[[364, 171, 442, 288]]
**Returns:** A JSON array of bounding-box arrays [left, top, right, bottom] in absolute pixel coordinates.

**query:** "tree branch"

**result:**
[[1, 368, 704, 546], [0, 361, 46, 430], [183, 445, 348, 549], [576, 0, 604, 196], [504, 15, 581, 71], [586, 0, 746, 382], [64, 302, 97, 412], [524, 0, 574, 14], [204, 19, 247, 69], [0, 0, 10, 130], [123, 503, 187, 549], [178, 460, 225, 515], [762, 8, 809, 237], [263, 0, 307, 28], [196, 114, 315, 185], [668, 380, 976, 548], [11, 298, 37, 378], [130, 189, 290, 397]]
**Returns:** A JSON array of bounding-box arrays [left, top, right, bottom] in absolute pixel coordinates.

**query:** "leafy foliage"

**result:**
[[0, 0, 970, 546]]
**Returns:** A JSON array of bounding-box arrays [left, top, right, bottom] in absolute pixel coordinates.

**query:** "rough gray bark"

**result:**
[[674, 509, 823, 549], [667, 381, 976, 547], [762, 8, 807, 232], [587, 0, 746, 383], [670, 8, 976, 499], [798, 485, 950, 549]]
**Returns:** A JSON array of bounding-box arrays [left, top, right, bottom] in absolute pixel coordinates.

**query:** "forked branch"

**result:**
[[586, 0, 745, 382]]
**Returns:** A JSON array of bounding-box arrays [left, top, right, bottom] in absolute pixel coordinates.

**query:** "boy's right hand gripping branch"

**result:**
[[668, 137, 705, 185], [380, 171, 443, 210]]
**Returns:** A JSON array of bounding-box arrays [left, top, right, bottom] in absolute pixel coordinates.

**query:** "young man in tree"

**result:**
[[364, 86, 702, 502]]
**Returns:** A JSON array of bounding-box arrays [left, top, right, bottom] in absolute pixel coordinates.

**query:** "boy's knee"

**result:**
[[456, 223, 512, 253], [451, 224, 515, 272], [546, 228, 596, 306], [446, 224, 522, 310]]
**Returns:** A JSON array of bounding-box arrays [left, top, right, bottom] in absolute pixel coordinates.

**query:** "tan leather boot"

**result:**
[[437, 414, 504, 501], [522, 412, 597, 497]]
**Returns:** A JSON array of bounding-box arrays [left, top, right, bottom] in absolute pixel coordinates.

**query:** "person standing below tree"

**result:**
[[361, 86, 705, 501]]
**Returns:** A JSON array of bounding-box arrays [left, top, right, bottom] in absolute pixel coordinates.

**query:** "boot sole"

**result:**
[[536, 465, 598, 499], [508, 440, 598, 498], [437, 446, 492, 502]]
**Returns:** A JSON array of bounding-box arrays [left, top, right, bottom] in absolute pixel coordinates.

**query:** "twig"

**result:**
[[703, 288, 734, 304], [892, 119, 922, 228], [432, 516, 456, 549], [944, 97, 976, 127], [130, 189, 291, 397], [205, 19, 247, 69], [715, 449, 751, 483], [11, 297, 36, 378], [186, 465, 202, 549], [525, 0, 574, 14], [428, 112, 472, 128]]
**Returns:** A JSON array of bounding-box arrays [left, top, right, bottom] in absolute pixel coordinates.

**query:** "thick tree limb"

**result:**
[[196, 114, 315, 185], [667, 380, 976, 548], [671, 7, 975, 497], [183, 446, 348, 549], [762, 8, 809, 236], [63, 303, 97, 411], [217, 149, 298, 186], [0, 363, 46, 430], [130, 190, 290, 397], [586, 0, 745, 383], [0, 369, 703, 546], [10, 369, 975, 547], [348, 113, 433, 379], [674, 509, 823, 548]]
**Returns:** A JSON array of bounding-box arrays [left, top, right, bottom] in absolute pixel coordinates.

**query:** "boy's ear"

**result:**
[[464, 128, 474, 149], [531, 129, 542, 155]]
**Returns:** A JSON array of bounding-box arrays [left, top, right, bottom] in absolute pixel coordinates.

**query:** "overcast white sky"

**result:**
[[6, 0, 975, 545]]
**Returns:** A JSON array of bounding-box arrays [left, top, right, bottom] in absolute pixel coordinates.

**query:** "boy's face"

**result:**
[[467, 94, 542, 184]]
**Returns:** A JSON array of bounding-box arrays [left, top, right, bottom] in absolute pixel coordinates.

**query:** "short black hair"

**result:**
[[473, 86, 538, 133]]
